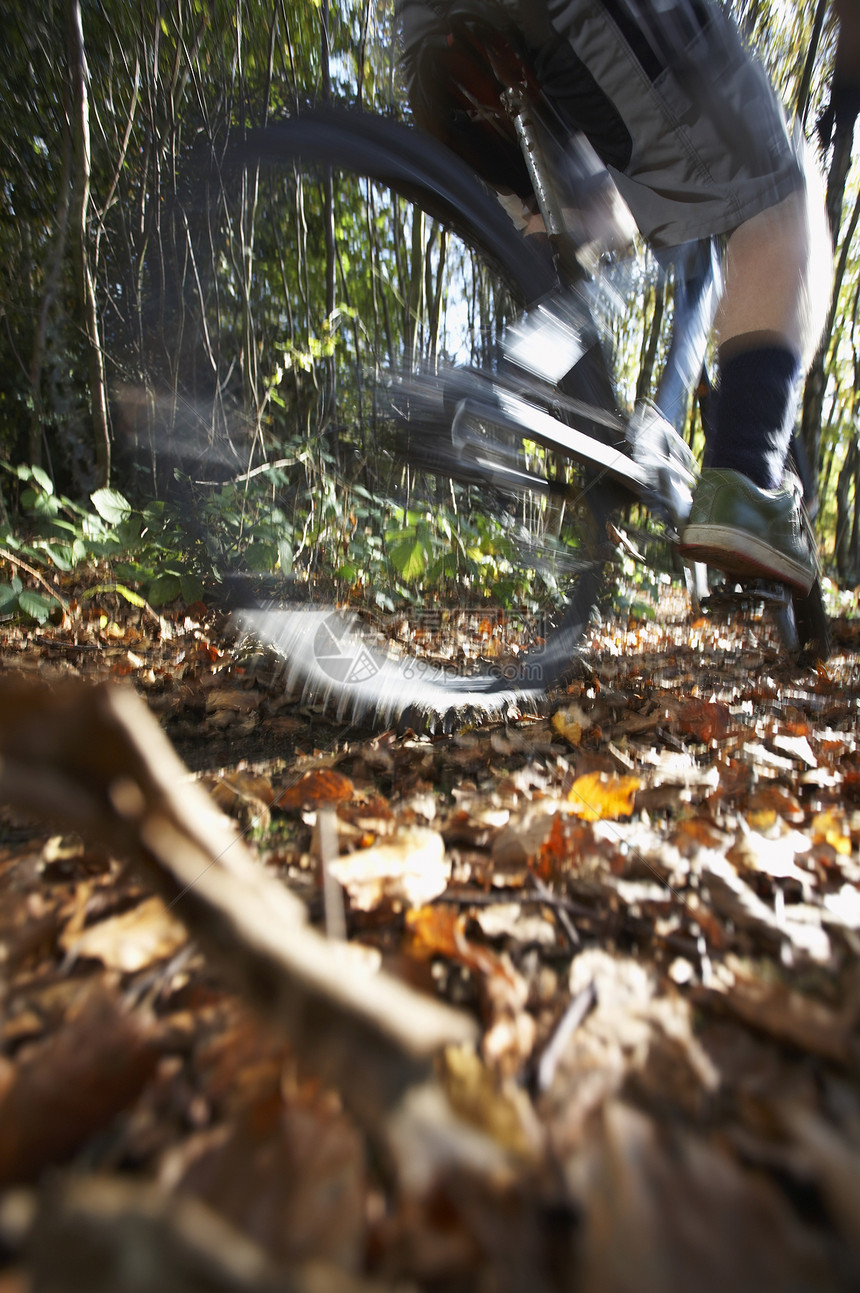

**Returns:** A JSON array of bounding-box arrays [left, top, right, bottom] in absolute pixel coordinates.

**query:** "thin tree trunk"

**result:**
[[28, 105, 72, 468], [796, 0, 830, 126], [801, 185, 860, 495], [799, 0, 860, 499], [67, 0, 111, 485], [636, 278, 666, 405], [321, 0, 337, 445]]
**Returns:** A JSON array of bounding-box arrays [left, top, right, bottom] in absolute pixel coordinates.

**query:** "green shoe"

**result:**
[[679, 468, 818, 594]]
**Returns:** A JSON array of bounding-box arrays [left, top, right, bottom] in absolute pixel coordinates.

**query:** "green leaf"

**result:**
[[40, 542, 74, 572], [0, 584, 20, 613], [244, 542, 279, 573], [91, 488, 133, 526], [278, 539, 293, 574], [18, 590, 54, 623], [22, 487, 60, 518], [179, 573, 204, 603], [389, 537, 426, 582], [30, 465, 54, 494], [145, 573, 182, 606], [81, 583, 147, 608]]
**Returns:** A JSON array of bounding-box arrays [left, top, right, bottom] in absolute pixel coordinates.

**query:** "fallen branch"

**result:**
[[0, 676, 475, 1130], [0, 546, 71, 616]]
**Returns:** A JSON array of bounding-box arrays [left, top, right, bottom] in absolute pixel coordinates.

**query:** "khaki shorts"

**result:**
[[545, 0, 805, 248]]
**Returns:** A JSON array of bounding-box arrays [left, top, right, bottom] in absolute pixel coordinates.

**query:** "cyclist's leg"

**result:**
[[536, 0, 831, 589], [680, 157, 830, 592]]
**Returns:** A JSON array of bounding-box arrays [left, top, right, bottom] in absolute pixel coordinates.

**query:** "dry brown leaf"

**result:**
[[571, 1100, 840, 1293], [275, 769, 355, 810], [744, 783, 805, 827], [204, 688, 262, 714], [491, 810, 556, 869], [406, 906, 531, 1069], [60, 894, 188, 972], [172, 1086, 367, 1269], [327, 827, 448, 910], [672, 698, 731, 744], [0, 991, 157, 1187], [711, 975, 850, 1064]]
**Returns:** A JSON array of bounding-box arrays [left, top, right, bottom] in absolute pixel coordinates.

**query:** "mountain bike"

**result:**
[[170, 20, 830, 730]]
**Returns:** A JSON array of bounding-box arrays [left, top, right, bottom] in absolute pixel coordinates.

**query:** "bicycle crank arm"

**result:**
[[699, 582, 800, 655], [452, 392, 650, 493]]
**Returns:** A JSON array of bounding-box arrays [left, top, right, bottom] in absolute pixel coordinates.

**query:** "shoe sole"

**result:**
[[679, 524, 816, 595]]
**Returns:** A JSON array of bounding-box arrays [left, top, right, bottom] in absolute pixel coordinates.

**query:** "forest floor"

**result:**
[[1, 582, 860, 1292]]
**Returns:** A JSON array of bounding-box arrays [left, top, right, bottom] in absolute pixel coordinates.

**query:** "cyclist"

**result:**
[[397, 0, 835, 594]]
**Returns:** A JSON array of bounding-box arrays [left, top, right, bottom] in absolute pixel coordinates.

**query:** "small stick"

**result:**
[[316, 805, 347, 941], [0, 546, 70, 616], [530, 872, 580, 947], [535, 979, 597, 1094]]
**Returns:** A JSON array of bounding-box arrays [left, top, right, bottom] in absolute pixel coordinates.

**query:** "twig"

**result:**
[[436, 887, 603, 925], [316, 805, 347, 941], [0, 547, 70, 616], [535, 979, 597, 1094], [530, 872, 581, 947]]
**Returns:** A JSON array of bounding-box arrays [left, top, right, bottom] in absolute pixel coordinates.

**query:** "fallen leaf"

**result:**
[[551, 703, 591, 747], [810, 810, 851, 856], [0, 991, 157, 1187], [771, 732, 817, 767], [491, 810, 556, 869], [472, 903, 557, 948], [276, 768, 355, 810], [204, 688, 261, 714], [327, 827, 448, 910], [405, 906, 531, 1069], [709, 974, 850, 1064], [672, 698, 732, 743], [60, 894, 188, 973], [745, 784, 805, 827], [573, 1100, 839, 1293], [172, 1085, 367, 1268], [567, 772, 640, 821]]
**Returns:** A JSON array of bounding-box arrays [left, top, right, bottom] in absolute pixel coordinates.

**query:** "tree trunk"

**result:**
[[28, 108, 72, 469], [799, 0, 860, 501], [635, 278, 666, 406], [800, 181, 860, 500], [321, 0, 338, 448], [67, 0, 110, 486], [835, 436, 859, 581]]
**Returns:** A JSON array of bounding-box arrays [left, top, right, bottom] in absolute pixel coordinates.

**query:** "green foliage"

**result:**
[[0, 463, 208, 617], [2, 0, 859, 604]]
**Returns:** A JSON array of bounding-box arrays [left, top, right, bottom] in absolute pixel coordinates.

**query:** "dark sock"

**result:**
[[707, 345, 801, 490]]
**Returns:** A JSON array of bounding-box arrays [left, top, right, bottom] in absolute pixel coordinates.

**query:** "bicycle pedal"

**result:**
[[699, 580, 793, 614]]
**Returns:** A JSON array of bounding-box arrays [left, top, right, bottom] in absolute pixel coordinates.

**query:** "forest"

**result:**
[[4, 7, 860, 1291], [1, 0, 858, 623]]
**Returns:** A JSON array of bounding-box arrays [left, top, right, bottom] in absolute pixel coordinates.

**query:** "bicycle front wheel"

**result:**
[[132, 109, 622, 727]]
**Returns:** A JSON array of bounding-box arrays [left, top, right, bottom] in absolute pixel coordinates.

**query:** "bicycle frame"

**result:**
[[227, 36, 829, 725], [428, 42, 708, 535]]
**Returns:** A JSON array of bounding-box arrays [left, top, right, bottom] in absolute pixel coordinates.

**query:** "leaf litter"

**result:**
[[0, 594, 860, 1289]]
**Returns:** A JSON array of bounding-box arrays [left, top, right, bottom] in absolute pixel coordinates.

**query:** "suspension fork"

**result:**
[[500, 84, 588, 286]]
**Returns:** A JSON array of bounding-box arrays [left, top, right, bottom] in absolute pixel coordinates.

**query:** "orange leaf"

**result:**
[[275, 768, 354, 810], [674, 698, 731, 743], [405, 904, 463, 960], [811, 810, 851, 856], [536, 813, 568, 879], [567, 772, 639, 821]]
